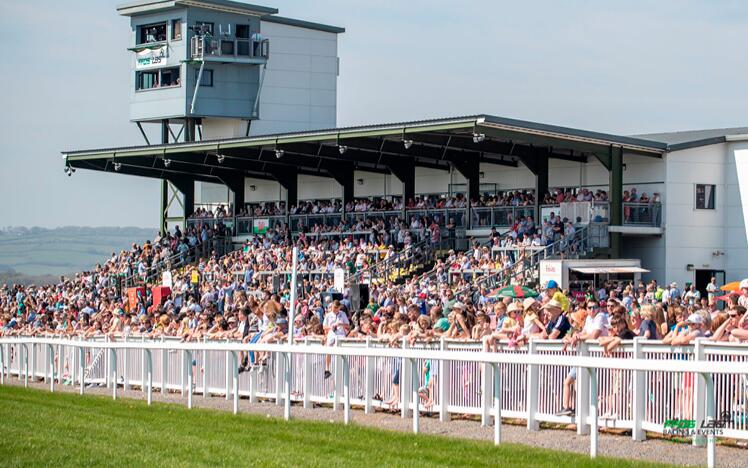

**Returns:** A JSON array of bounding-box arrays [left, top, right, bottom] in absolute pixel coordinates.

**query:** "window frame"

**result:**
[[694, 183, 716, 210], [135, 66, 182, 92], [137, 21, 167, 45], [195, 69, 213, 87], [171, 19, 182, 41]]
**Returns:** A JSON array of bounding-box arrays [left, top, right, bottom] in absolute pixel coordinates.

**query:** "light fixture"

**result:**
[[479, 171, 485, 179], [473, 133, 485, 143], [338, 145, 348, 154], [163, 158, 172, 167], [64, 166, 75, 176], [249, 185, 256, 192], [275, 149, 284, 158], [113, 162, 122, 172], [403, 139, 413, 149], [356, 178, 364, 185], [216, 154, 225, 164]]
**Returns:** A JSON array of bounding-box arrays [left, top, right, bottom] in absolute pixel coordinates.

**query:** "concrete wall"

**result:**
[[725, 142, 748, 282]]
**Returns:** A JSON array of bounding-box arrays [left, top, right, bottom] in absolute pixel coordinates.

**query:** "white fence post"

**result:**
[[492, 362, 502, 445], [588, 367, 598, 458], [576, 340, 590, 435], [481, 358, 494, 426], [275, 351, 284, 406], [692, 338, 706, 447], [202, 346, 208, 398], [161, 338, 168, 396], [364, 337, 374, 414], [186, 350, 193, 409], [145, 349, 153, 406], [343, 355, 351, 425], [79, 347, 85, 395], [526, 338, 539, 431], [439, 337, 450, 422], [48, 345, 55, 393], [30, 342, 36, 382], [702, 372, 716, 468], [411, 357, 419, 434], [123, 335, 129, 392], [400, 338, 411, 418], [632, 337, 646, 441]]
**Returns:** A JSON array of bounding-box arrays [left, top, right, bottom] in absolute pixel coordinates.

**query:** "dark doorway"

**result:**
[[695, 269, 725, 299]]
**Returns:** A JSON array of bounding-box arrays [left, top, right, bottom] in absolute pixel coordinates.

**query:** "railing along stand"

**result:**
[[110, 349, 118, 400], [302, 338, 312, 409], [342, 355, 351, 425], [439, 337, 450, 422], [185, 350, 193, 409], [145, 349, 153, 406], [411, 357, 419, 434], [587, 367, 599, 458], [701, 372, 717, 468], [692, 338, 706, 447], [631, 337, 646, 441], [576, 341, 590, 435], [492, 362, 502, 445], [526, 339, 539, 431], [400, 338, 411, 418], [78, 347, 85, 395], [47, 344, 55, 392], [230, 351, 239, 415], [364, 337, 374, 414]]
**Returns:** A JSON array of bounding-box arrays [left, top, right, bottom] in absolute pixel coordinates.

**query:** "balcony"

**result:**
[[190, 35, 269, 64]]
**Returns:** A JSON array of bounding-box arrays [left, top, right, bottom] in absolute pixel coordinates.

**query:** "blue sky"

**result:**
[[1, 0, 747, 228]]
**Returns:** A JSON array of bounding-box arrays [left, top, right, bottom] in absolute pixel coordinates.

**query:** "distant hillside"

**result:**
[[0, 226, 157, 281]]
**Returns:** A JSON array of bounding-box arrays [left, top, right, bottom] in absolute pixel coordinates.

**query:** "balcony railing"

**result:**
[[190, 35, 269, 61], [185, 202, 663, 237]]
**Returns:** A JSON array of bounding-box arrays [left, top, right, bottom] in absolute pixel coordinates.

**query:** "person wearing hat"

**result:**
[[539, 299, 571, 340], [545, 280, 570, 313], [738, 279, 748, 309], [665, 313, 705, 345]]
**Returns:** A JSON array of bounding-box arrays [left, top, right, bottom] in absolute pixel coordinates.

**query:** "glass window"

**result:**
[[695, 184, 716, 210], [171, 20, 182, 41], [195, 21, 213, 35], [136, 70, 158, 90], [236, 24, 250, 39], [160, 67, 180, 87], [138, 22, 167, 44], [195, 69, 213, 87]]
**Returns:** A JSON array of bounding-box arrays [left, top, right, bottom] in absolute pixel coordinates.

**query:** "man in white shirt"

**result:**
[[323, 301, 350, 379]]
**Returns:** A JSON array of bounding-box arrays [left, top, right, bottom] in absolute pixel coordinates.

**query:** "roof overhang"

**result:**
[[62, 114, 667, 184], [117, 0, 278, 17]]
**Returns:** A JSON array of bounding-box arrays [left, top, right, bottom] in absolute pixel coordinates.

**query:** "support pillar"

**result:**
[[595, 146, 623, 258], [327, 164, 354, 218], [518, 146, 549, 223], [387, 159, 416, 207], [450, 155, 479, 228], [271, 171, 298, 213], [221, 176, 245, 216]]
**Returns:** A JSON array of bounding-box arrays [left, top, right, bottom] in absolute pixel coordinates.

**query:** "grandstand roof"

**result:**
[[62, 114, 666, 185]]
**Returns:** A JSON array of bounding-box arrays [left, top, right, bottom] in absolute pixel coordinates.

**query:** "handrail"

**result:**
[[0, 335, 742, 467]]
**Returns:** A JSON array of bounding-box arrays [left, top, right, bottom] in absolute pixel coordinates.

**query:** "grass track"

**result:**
[[0, 385, 669, 467]]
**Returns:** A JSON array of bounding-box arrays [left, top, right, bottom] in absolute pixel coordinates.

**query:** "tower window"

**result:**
[[136, 67, 181, 90], [138, 22, 167, 44], [171, 20, 182, 41]]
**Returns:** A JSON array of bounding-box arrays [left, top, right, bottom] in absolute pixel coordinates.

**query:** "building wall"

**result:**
[[250, 20, 338, 135], [724, 141, 748, 282], [661, 143, 728, 286], [129, 9, 189, 121], [198, 19, 339, 203]]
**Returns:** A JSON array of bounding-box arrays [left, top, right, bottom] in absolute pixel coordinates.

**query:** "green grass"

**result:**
[[0, 385, 667, 467]]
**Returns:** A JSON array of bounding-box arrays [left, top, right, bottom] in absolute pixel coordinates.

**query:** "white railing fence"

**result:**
[[1, 336, 747, 468]]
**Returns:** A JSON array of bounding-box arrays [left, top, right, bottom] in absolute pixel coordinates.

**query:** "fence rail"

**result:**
[[1, 336, 745, 467]]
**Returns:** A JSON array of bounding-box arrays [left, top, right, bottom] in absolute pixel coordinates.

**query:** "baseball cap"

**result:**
[[547, 280, 559, 289], [740, 279, 748, 289], [686, 313, 703, 325]]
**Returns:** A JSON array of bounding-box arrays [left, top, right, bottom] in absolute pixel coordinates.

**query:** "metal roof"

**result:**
[[262, 15, 345, 34], [117, 0, 278, 17], [633, 126, 748, 151], [63, 114, 666, 186]]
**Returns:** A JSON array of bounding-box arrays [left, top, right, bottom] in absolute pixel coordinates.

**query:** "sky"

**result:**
[[1, 0, 748, 228]]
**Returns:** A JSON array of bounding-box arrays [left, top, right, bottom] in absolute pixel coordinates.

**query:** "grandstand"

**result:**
[[3, 1, 748, 468]]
